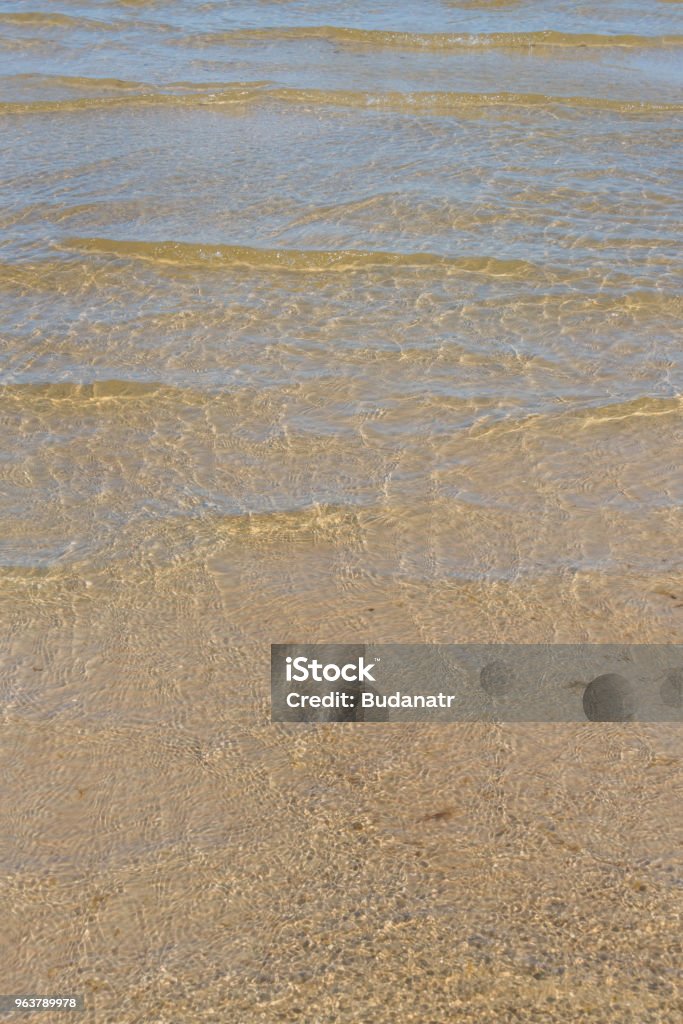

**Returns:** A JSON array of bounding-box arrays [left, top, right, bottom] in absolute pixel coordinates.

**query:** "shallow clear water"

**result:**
[[0, 1, 682, 1021]]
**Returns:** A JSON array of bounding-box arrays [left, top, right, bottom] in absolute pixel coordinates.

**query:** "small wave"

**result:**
[[0, 11, 115, 31], [0, 380, 174, 401], [56, 236, 543, 279], [0, 379, 279, 410], [0, 81, 679, 117], [184, 25, 683, 51], [573, 394, 683, 426], [469, 394, 683, 441], [3, 73, 150, 90], [0, 81, 268, 115]]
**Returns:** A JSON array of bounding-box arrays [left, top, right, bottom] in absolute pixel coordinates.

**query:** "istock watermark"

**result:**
[[270, 644, 683, 723], [285, 655, 377, 684]]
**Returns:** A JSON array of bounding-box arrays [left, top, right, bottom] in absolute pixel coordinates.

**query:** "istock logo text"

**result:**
[[285, 656, 376, 684]]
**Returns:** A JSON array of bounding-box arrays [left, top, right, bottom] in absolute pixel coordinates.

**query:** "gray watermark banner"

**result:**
[[271, 644, 683, 723]]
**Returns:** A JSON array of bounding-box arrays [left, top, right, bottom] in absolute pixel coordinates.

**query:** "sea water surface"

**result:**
[[0, 1, 682, 1021]]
